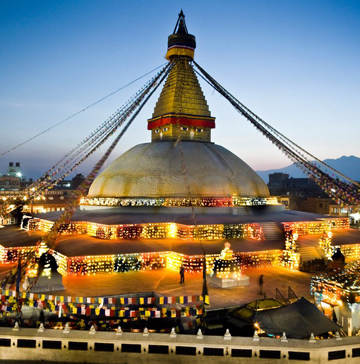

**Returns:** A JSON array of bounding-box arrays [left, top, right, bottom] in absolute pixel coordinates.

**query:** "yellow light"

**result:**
[[167, 223, 178, 238]]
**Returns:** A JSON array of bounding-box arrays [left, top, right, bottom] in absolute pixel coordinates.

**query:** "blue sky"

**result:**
[[0, 0, 359, 179]]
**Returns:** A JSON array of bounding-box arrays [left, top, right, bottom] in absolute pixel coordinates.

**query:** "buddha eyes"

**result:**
[[180, 127, 204, 132], [155, 128, 169, 133], [155, 127, 204, 133]]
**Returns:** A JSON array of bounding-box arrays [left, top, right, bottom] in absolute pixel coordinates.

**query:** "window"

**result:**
[[288, 351, 310, 360], [154, 129, 160, 134], [0, 339, 11, 347], [203, 347, 224, 356], [68, 341, 88, 351], [181, 126, 189, 131], [162, 127, 169, 132], [43, 340, 62, 350], [148, 345, 169, 354], [176, 346, 196, 356], [231, 349, 252, 357], [17, 339, 36, 348], [328, 350, 346, 360], [121, 344, 141, 353], [259, 350, 281, 359], [94, 343, 114, 352]]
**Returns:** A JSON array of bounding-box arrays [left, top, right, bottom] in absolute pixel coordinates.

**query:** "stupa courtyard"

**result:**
[[0, 262, 313, 309]]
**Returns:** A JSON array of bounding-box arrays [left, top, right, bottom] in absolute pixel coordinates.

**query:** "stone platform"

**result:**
[[207, 274, 249, 288], [30, 272, 65, 293]]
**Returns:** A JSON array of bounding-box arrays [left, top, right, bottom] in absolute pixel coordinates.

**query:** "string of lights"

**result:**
[[1, 246, 282, 276], [27, 218, 264, 241], [80, 196, 278, 207], [193, 62, 360, 207], [28, 64, 173, 196], [1, 64, 173, 288], [0, 64, 167, 158]]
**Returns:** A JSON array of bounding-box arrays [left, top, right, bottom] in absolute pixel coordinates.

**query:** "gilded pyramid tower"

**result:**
[[148, 11, 215, 142]]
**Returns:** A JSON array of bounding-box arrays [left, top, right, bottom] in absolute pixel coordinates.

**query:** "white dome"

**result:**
[[88, 142, 269, 198]]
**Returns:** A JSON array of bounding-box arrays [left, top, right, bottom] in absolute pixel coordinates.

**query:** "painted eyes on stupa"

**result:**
[[154, 128, 169, 134], [154, 127, 204, 133], [179, 127, 204, 132]]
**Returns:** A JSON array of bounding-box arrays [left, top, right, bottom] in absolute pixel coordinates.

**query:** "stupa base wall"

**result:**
[[79, 205, 284, 215]]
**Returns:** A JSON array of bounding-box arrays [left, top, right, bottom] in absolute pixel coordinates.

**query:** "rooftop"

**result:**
[[35, 206, 330, 225], [0, 225, 282, 256]]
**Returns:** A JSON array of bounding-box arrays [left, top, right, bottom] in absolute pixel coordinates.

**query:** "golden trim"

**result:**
[[166, 47, 194, 60]]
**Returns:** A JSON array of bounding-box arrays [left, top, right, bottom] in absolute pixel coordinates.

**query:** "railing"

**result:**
[[0, 327, 360, 363], [275, 288, 288, 304], [288, 286, 298, 301]]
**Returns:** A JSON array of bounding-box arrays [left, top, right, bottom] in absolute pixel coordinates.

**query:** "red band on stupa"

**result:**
[[148, 116, 215, 130]]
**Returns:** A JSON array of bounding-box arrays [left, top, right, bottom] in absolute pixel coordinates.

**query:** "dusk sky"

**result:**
[[0, 0, 359, 180]]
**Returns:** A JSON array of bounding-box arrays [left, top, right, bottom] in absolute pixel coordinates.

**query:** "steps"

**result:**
[[298, 246, 324, 262], [260, 222, 284, 241]]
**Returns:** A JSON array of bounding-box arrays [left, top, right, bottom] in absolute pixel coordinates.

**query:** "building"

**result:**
[[0, 162, 22, 191], [0, 175, 20, 191], [268, 173, 325, 198], [6, 162, 22, 178], [268, 173, 360, 218], [23, 190, 69, 214], [0, 173, 85, 213], [20, 174, 85, 214]]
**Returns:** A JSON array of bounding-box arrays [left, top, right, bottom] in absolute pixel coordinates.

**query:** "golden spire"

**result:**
[[148, 11, 216, 142]]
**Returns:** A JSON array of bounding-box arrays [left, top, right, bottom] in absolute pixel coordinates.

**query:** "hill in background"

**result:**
[[257, 155, 360, 183]]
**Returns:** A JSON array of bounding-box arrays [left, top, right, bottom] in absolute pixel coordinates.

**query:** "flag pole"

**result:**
[[202, 248, 210, 307]]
